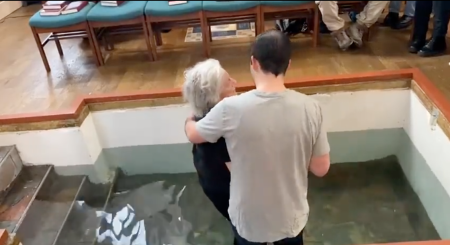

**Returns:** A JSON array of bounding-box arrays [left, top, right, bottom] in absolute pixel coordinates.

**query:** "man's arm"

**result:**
[[309, 103, 331, 177], [185, 100, 227, 144]]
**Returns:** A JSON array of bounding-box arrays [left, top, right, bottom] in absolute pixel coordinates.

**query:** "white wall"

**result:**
[[91, 89, 409, 149], [397, 91, 450, 239], [0, 89, 409, 168]]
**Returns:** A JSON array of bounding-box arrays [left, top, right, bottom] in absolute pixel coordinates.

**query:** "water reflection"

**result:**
[[95, 181, 193, 245]]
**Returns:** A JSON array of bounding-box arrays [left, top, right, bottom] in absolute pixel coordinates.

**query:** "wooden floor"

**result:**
[[0, 5, 449, 116]]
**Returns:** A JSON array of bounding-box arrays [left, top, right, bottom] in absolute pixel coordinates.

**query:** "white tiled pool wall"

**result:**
[[0, 84, 449, 238]]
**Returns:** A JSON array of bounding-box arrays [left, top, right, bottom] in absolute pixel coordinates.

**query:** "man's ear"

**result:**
[[250, 56, 258, 70]]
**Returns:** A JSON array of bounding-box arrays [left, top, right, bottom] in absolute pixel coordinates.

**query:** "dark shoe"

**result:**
[[394, 15, 413, 30], [161, 29, 171, 33], [409, 39, 426, 53], [418, 37, 447, 57], [382, 12, 399, 28]]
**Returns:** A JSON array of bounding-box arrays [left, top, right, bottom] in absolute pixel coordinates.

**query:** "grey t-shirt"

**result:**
[[195, 89, 330, 242]]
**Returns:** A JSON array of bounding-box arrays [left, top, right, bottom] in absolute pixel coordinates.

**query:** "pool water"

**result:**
[[97, 173, 233, 245], [76, 156, 439, 245]]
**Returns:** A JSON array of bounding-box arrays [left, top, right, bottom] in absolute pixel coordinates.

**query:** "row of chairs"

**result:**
[[29, 1, 366, 72]]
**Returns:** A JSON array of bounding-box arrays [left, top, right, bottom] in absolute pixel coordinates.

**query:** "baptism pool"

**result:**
[[29, 156, 440, 245], [58, 156, 440, 245], [0, 70, 449, 245]]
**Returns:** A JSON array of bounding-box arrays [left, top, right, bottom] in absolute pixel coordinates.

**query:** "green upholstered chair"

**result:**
[[202, 1, 260, 12], [29, 2, 99, 72], [259, 1, 318, 47], [201, 1, 262, 57], [145, 1, 207, 60], [86, 1, 152, 65]]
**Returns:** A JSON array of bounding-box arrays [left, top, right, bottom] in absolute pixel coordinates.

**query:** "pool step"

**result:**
[[0, 164, 52, 234], [14, 168, 85, 245], [53, 170, 117, 245]]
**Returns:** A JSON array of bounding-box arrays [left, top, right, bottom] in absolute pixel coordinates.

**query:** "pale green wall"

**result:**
[[98, 128, 404, 175]]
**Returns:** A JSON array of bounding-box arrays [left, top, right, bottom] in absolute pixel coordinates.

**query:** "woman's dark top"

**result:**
[[192, 114, 231, 191]]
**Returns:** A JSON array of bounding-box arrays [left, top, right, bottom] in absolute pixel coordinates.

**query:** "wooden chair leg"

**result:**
[[155, 29, 163, 46], [53, 34, 64, 56], [31, 27, 51, 72], [147, 21, 158, 61], [200, 12, 211, 57], [255, 11, 261, 36], [103, 33, 114, 51], [259, 11, 265, 34], [312, 6, 320, 47], [209, 26, 212, 42], [87, 23, 104, 66], [141, 18, 154, 62], [102, 35, 109, 51]]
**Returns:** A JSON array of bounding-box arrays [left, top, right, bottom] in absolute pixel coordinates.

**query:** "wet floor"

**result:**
[[84, 156, 439, 245]]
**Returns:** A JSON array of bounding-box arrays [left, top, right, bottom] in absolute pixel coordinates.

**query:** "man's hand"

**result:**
[[185, 114, 208, 144]]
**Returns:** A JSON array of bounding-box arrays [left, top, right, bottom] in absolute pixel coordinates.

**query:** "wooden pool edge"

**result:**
[[0, 68, 443, 133]]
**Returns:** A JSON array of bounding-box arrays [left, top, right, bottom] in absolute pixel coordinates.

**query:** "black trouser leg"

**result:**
[[417, 1, 449, 56], [412, 1, 433, 40], [432, 1, 450, 38]]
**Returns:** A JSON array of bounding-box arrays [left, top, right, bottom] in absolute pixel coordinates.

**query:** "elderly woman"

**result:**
[[182, 59, 236, 223]]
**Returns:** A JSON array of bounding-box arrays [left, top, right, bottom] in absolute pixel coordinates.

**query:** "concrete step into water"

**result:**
[[54, 172, 116, 245], [0, 165, 51, 233], [15, 169, 85, 245]]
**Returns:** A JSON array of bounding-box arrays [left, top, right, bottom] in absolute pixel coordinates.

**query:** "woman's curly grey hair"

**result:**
[[182, 59, 225, 117]]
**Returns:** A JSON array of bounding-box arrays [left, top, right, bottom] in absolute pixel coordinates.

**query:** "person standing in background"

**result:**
[[382, 1, 415, 29], [409, 1, 450, 57]]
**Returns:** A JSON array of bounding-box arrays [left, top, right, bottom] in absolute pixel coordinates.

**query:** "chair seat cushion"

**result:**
[[145, 1, 202, 17], [260, 1, 313, 7], [87, 1, 147, 22], [202, 1, 260, 12], [29, 2, 95, 29]]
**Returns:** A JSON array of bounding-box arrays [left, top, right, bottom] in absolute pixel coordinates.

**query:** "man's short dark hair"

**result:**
[[250, 29, 291, 77]]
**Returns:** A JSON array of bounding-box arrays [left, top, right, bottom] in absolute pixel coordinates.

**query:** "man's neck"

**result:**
[[254, 75, 286, 93]]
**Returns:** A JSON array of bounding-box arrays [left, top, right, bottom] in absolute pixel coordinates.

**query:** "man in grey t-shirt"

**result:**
[[185, 30, 331, 245]]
